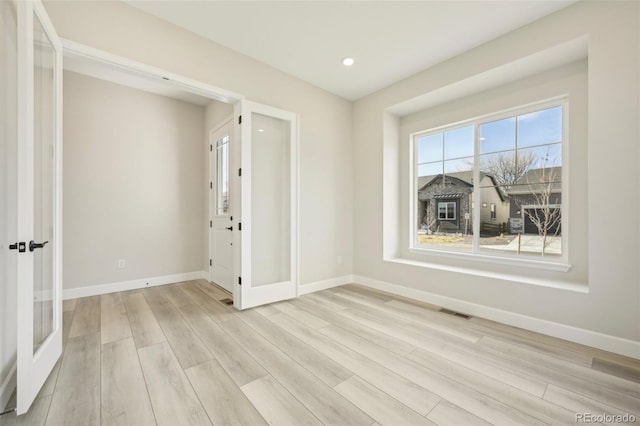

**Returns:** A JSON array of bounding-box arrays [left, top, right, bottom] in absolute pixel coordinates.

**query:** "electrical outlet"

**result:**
[[117, 259, 126, 269]]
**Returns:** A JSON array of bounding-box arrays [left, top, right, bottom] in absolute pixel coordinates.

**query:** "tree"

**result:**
[[422, 200, 437, 233], [479, 151, 537, 191], [520, 166, 561, 256]]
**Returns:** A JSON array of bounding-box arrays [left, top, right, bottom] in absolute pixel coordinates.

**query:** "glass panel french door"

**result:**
[[32, 7, 54, 355], [236, 101, 298, 309], [16, 0, 62, 415]]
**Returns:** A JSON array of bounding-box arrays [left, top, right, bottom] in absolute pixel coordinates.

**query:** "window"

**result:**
[[438, 202, 456, 220], [414, 101, 564, 258], [216, 135, 230, 215]]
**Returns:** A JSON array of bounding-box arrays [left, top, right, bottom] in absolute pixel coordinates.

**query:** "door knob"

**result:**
[[225, 226, 233, 231], [29, 240, 49, 252]]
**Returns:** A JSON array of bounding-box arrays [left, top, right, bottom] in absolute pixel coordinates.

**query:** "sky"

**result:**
[[417, 105, 563, 177]]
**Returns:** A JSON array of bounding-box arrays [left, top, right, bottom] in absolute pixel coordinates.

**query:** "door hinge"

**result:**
[[238, 222, 242, 231], [209, 259, 212, 266], [238, 168, 242, 177], [210, 144, 212, 152], [210, 181, 212, 189], [238, 115, 242, 125], [210, 220, 212, 228], [238, 276, 242, 286]]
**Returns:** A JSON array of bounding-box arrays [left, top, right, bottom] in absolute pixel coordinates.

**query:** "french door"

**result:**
[[234, 101, 299, 309], [16, 0, 63, 415]]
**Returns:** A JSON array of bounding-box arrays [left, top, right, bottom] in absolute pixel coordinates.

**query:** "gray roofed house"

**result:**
[[417, 171, 509, 235], [506, 166, 562, 235]]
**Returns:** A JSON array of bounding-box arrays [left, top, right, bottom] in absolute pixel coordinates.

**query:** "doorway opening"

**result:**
[[63, 41, 242, 301]]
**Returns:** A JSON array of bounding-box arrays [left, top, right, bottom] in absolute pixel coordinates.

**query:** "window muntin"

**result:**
[[414, 102, 564, 259]]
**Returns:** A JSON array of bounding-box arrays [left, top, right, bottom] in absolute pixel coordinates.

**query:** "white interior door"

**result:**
[[209, 120, 234, 293], [235, 101, 298, 309], [16, 0, 63, 415]]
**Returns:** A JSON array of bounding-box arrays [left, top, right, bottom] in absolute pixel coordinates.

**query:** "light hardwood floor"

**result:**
[[2, 280, 639, 426]]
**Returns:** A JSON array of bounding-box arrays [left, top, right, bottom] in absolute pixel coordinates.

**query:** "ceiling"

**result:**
[[125, 1, 577, 101]]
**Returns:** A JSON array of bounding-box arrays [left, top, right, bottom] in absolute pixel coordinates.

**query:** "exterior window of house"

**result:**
[[438, 202, 456, 220], [413, 101, 564, 259]]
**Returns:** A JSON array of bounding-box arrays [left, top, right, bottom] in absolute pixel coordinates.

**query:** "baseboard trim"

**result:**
[[63, 271, 208, 300], [0, 362, 16, 412], [353, 274, 640, 360], [299, 275, 354, 295]]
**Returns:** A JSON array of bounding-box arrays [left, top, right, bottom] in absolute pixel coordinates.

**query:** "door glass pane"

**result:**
[[251, 113, 290, 286], [33, 14, 55, 354], [216, 135, 229, 215]]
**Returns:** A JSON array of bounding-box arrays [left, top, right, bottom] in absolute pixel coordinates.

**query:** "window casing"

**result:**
[[412, 99, 566, 262]]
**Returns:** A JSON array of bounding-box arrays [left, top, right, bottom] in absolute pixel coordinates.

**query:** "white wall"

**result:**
[[353, 1, 639, 354], [43, 0, 354, 289], [0, 0, 18, 408], [63, 70, 206, 290]]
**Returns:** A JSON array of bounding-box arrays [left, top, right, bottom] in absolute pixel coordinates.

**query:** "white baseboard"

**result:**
[[0, 362, 16, 412], [63, 271, 208, 300], [299, 275, 354, 295], [353, 274, 640, 360]]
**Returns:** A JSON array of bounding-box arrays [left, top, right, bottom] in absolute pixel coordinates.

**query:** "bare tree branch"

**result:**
[[479, 151, 537, 190]]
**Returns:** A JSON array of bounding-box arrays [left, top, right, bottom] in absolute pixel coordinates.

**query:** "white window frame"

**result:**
[[409, 97, 570, 271]]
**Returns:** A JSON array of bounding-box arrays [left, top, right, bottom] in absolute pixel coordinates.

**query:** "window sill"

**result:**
[[408, 246, 571, 272], [392, 252, 586, 293]]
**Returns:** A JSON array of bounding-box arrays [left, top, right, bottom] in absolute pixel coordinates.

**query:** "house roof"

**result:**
[[508, 166, 562, 194], [418, 171, 507, 202]]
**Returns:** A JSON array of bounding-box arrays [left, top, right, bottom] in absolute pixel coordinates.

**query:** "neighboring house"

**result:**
[[507, 166, 562, 235], [417, 172, 509, 234]]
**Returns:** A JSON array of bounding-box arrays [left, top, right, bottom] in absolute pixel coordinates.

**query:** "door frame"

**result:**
[[208, 117, 234, 292]]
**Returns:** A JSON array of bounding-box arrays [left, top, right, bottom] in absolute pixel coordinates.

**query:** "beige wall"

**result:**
[[0, 0, 18, 406], [63, 70, 206, 288], [353, 1, 640, 345], [44, 0, 354, 288]]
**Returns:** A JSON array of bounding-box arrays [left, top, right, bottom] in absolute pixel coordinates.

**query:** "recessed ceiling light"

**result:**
[[258, 128, 265, 133], [342, 57, 355, 67]]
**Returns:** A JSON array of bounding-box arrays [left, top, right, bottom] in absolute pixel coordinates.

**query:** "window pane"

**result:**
[[479, 150, 520, 192], [417, 133, 443, 163], [216, 135, 229, 215], [444, 156, 473, 175], [444, 126, 473, 159], [480, 117, 515, 154], [418, 162, 442, 178], [517, 105, 562, 148], [518, 143, 562, 170]]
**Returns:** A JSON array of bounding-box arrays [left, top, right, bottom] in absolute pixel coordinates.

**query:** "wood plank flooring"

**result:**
[[2, 280, 639, 426]]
